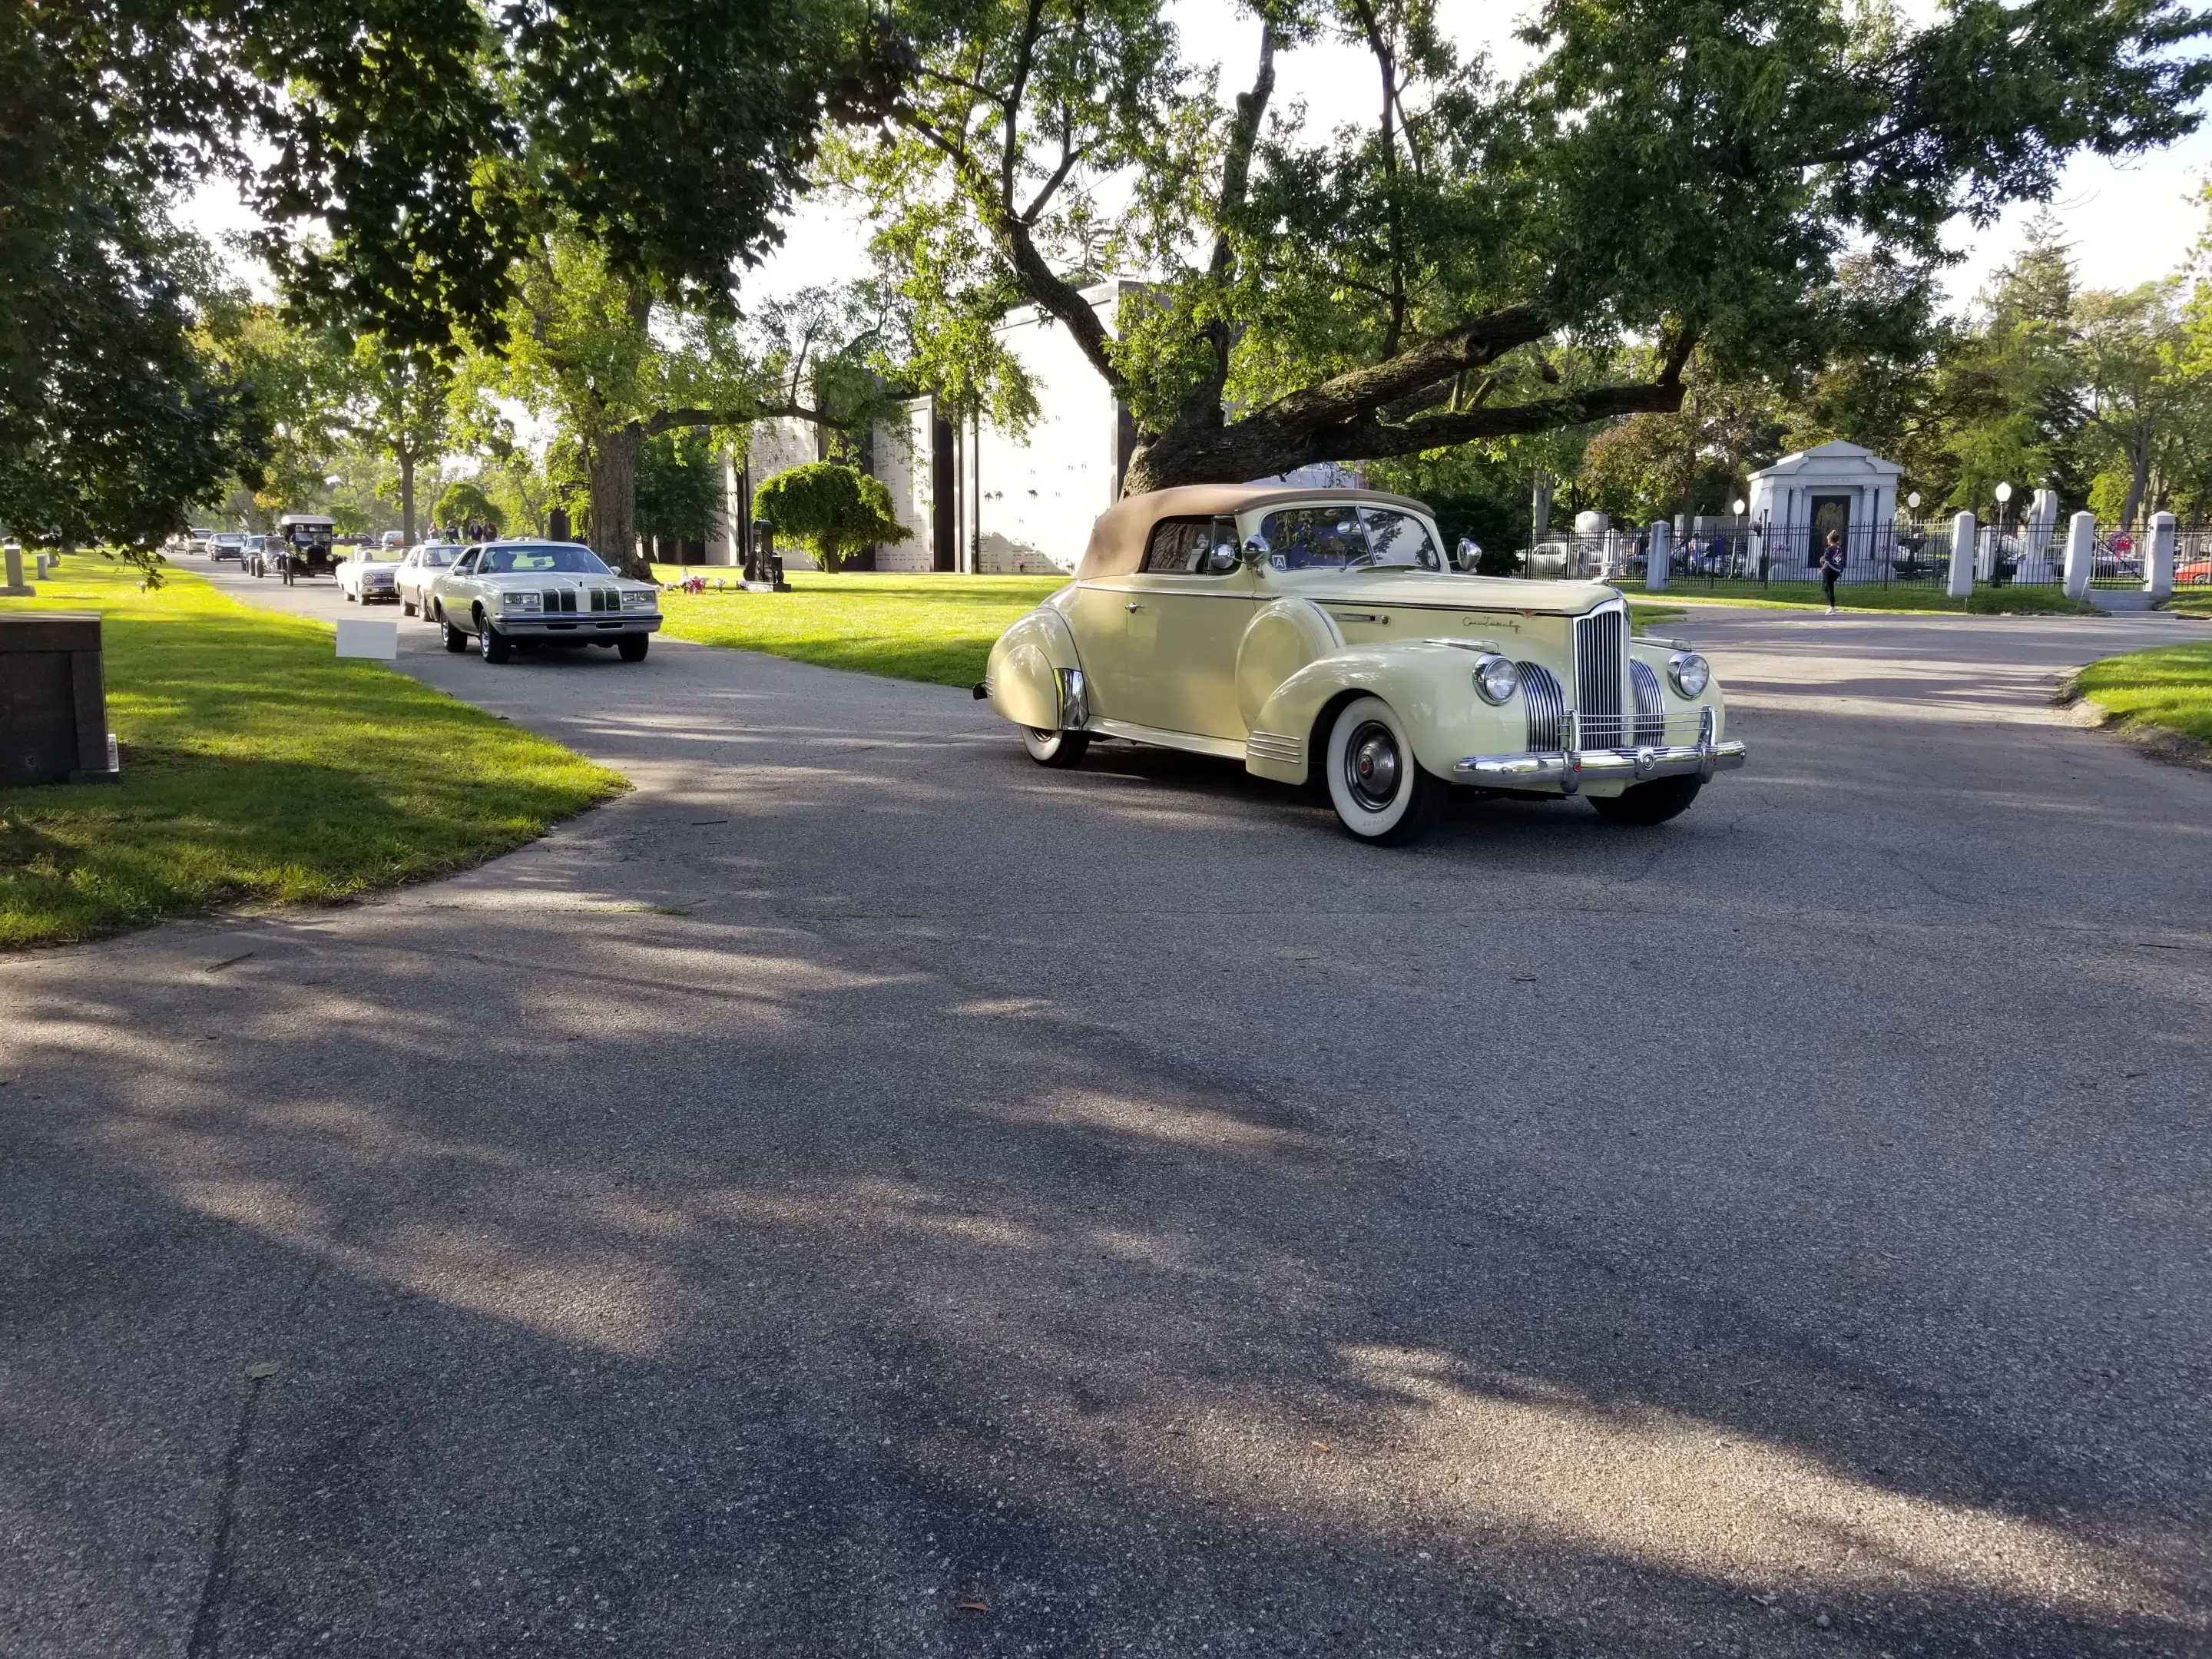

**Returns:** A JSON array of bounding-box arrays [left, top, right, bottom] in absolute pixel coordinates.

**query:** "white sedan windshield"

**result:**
[[1258, 506, 1442, 571], [479, 544, 611, 575]]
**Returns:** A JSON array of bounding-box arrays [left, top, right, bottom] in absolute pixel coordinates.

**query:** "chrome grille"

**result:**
[[1575, 606, 1628, 748], [588, 587, 618, 613], [1518, 662, 1569, 751], [542, 588, 576, 613], [1630, 657, 1666, 745]]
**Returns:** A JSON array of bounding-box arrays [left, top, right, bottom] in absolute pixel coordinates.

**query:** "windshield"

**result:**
[[478, 543, 611, 575], [416, 545, 461, 567], [1256, 505, 1442, 571]]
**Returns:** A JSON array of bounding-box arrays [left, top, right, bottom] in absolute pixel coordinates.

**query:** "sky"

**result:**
[[187, 0, 2211, 315]]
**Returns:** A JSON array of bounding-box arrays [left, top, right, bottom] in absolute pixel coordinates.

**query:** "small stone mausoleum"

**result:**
[[1745, 441, 1904, 539]]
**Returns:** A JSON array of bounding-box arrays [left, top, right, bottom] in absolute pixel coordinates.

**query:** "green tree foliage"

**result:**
[[637, 430, 722, 548], [435, 479, 502, 533], [845, 0, 2209, 493], [9, 0, 902, 581], [753, 461, 911, 571]]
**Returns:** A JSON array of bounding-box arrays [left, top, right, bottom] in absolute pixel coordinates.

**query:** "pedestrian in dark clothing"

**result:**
[[1819, 531, 1846, 612]]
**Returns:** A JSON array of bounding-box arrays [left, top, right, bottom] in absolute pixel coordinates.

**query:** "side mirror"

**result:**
[[1455, 537, 1482, 571], [1243, 535, 1271, 565], [1206, 542, 1240, 575]]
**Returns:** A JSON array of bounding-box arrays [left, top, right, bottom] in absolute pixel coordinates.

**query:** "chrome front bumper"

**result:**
[[1455, 707, 1746, 794], [499, 614, 661, 637]]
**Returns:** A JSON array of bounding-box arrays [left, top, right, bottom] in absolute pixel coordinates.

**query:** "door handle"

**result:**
[[1125, 601, 1144, 611]]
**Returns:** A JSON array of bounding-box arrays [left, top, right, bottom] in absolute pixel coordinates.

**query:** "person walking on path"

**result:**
[[1819, 530, 1846, 613]]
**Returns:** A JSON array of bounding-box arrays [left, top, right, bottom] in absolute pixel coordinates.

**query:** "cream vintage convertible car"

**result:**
[[980, 485, 1745, 844]]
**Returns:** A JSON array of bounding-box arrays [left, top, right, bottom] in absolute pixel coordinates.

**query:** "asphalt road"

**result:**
[[3, 561, 2209, 1657]]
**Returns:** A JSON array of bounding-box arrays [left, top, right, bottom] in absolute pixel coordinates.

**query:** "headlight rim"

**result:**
[[501, 590, 542, 614], [1472, 652, 1521, 705], [1667, 650, 1710, 697]]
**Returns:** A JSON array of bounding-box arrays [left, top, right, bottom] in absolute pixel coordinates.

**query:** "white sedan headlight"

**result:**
[[1668, 651, 1710, 697], [502, 591, 541, 613], [620, 590, 656, 611], [1472, 653, 1520, 705]]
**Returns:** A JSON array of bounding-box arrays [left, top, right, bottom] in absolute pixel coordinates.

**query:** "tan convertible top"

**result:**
[[1075, 485, 1434, 579]]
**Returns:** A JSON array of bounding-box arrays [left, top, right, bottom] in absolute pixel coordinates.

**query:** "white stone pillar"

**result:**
[[0, 542, 31, 596], [2147, 512, 2176, 600], [1946, 512, 1975, 599], [2063, 510, 2095, 601], [1645, 520, 1671, 592]]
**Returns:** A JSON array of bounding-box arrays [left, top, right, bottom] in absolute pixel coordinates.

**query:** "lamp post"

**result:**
[[1995, 479, 2013, 528]]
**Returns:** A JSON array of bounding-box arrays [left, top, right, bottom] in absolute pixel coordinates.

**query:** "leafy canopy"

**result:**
[[842, 0, 2212, 492]]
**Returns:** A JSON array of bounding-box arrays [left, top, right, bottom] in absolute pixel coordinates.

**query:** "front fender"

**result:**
[[985, 607, 1084, 732], [1248, 642, 1525, 786]]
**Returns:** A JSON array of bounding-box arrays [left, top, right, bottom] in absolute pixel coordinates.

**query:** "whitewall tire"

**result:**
[[1022, 727, 1091, 768], [1323, 695, 1448, 845]]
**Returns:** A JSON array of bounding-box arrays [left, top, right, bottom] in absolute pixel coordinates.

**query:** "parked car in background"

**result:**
[[210, 531, 247, 562], [981, 485, 1745, 845], [427, 540, 661, 664], [379, 530, 406, 553], [187, 528, 217, 555], [2175, 555, 2212, 587], [394, 542, 464, 616]]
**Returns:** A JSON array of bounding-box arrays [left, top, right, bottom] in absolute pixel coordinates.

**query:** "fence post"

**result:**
[[2062, 511, 2095, 601], [1946, 512, 1975, 599], [1644, 520, 1671, 592], [2146, 512, 2176, 601]]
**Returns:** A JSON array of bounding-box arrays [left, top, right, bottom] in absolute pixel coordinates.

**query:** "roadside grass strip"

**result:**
[[650, 569, 1068, 687], [1, 560, 625, 948], [2075, 639, 2212, 748], [1616, 577, 2101, 614]]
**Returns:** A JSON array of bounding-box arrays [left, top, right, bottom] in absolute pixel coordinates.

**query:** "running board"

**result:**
[[1084, 718, 1247, 762]]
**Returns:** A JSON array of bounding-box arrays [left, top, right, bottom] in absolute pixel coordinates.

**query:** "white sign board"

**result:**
[[335, 618, 399, 661]]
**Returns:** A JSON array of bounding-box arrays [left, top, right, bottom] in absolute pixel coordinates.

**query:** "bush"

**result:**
[[753, 462, 910, 573]]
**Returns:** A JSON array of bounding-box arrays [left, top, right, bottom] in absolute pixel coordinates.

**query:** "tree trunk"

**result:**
[[399, 447, 417, 546], [588, 422, 647, 578], [2120, 442, 2150, 529]]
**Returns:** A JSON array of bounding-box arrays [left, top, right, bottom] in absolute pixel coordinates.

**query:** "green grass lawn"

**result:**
[[1, 559, 625, 948], [651, 567, 1701, 682], [2075, 640, 2212, 746], [1619, 577, 2099, 615], [651, 568, 1068, 687], [2163, 587, 2212, 618]]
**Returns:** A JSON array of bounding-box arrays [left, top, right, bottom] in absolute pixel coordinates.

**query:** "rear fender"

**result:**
[[986, 608, 1084, 732]]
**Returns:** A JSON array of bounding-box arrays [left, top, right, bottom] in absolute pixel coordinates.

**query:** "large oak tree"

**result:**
[[839, 0, 2212, 494]]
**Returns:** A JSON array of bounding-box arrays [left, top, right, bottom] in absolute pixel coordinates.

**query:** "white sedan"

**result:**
[[426, 540, 661, 663], [335, 548, 403, 604], [393, 542, 464, 616]]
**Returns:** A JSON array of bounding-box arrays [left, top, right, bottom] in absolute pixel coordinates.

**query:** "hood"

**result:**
[[1275, 571, 1620, 616]]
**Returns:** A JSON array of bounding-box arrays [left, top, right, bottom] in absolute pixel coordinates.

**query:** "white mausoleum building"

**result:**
[[1744, 441, 1904, 539], [703, 278, 1353, 572]]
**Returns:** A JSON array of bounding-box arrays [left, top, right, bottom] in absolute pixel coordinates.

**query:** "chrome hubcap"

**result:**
[[1345, 722, 1401, 810]]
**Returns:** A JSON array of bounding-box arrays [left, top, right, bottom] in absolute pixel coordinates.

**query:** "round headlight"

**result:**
[[1668, 651, 1710, 697], [1473, 654, 1520, 705]]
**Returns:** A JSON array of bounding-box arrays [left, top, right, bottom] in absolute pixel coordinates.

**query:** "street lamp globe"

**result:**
[[1995, 481, 2013, 505], [1731, 498, 1746, 515], [1907, 491, 1922, 511]]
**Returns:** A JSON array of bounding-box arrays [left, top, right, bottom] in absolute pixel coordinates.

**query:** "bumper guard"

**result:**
[[1455, 707, 1746, 795]]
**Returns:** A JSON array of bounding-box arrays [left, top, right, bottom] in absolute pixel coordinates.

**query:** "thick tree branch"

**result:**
[[1124, 328, 1697, 494], [644, 402, 852, 435], [1170, 21, 1276, 433], [1254, 305, 1554, 432]]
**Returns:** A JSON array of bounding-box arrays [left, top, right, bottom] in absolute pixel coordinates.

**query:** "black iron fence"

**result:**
[[1512, 518, 2212, 594]]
